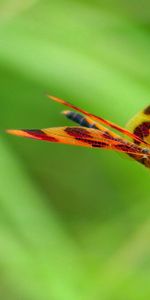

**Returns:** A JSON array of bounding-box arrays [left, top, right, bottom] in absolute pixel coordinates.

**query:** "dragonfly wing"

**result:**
[[48, 95, 148, 146], [7, 126, 146, 156]]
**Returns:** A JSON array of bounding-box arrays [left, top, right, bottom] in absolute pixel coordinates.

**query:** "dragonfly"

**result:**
[[7, 95, 150, 168]]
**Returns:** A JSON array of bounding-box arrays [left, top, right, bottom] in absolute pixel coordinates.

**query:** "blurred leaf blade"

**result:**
[[0, 1, 150, 299]]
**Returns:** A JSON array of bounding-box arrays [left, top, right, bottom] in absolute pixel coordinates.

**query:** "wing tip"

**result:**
[[6, 129, 20, 135], [6, 129, 30, 138], [47, 94, 65, 104]]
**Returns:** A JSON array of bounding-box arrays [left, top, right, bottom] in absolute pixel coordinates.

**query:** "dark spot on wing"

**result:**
[[25, 129, 44, 135], [24, 130, 58, 142], [116, 143, 141, 153], [91, 141, 108, 148], [65, 127, 91, 138], [133, 122, 150, 143], [75, 137, 108, 148]]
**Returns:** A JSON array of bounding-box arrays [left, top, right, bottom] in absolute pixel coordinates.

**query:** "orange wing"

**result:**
[[6, 126, 147, 156], [48, 95, 149, 146]]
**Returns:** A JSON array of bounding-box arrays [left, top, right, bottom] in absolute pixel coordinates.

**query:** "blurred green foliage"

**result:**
[[0, 1, 150, 299]]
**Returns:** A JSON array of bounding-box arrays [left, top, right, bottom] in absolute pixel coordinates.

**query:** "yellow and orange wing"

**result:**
[[7, 126, 147, 156]]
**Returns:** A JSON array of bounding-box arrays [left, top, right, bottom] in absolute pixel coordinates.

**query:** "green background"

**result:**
[[0, 1, 150, 299]]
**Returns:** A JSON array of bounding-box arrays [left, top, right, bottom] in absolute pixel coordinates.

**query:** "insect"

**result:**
[[7, 95, 150, 168]]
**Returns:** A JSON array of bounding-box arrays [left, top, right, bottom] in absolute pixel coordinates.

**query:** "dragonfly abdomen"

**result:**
[[62, 110, 98, 129]]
